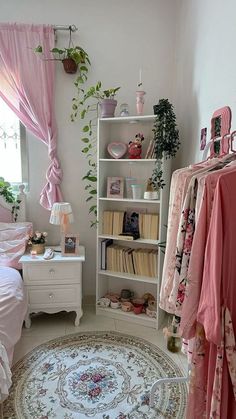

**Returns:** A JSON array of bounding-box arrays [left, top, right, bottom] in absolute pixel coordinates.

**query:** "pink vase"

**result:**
[[136, 91, 146, 115]]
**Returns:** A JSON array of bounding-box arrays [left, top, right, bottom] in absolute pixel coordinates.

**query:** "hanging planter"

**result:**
[[34, 27, 90, 75], [62, 58, 78, 74]]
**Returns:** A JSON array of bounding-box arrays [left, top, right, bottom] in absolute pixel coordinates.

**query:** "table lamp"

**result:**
[[50, 202, 74, 235]]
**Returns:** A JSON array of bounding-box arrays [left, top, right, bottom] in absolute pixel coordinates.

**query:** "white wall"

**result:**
[[1, 0, 178, 296], [174, 0, 236, 168]]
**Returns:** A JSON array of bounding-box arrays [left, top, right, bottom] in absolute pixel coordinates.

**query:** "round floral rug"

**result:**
[[4, 331, 187, 418]]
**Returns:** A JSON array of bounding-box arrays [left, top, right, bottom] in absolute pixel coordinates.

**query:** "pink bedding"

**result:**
[[0, 222, 32, 269], [0, 266, 27, 366]]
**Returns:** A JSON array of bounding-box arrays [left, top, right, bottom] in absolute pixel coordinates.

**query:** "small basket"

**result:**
[[31, 243, 45, 254]]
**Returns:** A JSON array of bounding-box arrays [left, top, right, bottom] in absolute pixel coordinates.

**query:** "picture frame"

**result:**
[[107, 176, 124, 199], [61, 233, 80, 256]]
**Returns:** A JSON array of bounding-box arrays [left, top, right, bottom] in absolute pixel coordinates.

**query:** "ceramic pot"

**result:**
[[100, 99, 117, 118], [31, 243, 45, 254], [62, 58, 78, 74]]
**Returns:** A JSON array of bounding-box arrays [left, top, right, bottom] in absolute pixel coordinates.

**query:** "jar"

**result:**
[[31, 243, 45, 254], [120, 103, 129, 117]]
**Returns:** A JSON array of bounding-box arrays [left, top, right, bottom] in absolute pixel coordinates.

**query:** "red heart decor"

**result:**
[[107, 142, 128, 159]]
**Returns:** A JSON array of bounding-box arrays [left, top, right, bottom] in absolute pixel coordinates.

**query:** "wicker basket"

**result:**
[[31, 243, 45, 254]]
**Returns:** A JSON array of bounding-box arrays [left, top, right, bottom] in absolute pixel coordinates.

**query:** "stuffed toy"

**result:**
[[128, 132, 144, 159]]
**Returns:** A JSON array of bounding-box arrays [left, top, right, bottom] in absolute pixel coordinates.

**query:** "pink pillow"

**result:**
[[0, 222, 33, 269]]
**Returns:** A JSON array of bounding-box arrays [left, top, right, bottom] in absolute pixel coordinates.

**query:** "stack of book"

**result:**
[[139, 213, 159, 240], [103, 243, 158, 278], [103, 211, 124, 236]]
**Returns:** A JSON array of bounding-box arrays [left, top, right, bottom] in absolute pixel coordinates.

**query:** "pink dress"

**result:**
[[191, 170, 236, 418]]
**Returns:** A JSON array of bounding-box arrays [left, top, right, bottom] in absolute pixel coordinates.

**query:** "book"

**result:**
[[103, 211, 113, 235], [112, 211, 125, 235], [101, 239, 113, 269], [122, 210, 140, 239]]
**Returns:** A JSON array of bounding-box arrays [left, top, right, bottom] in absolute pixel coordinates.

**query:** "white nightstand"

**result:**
[[20, 246, 85, 328]]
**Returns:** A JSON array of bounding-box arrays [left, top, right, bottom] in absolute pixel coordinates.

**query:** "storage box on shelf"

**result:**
[[96, 115, 171, 329]]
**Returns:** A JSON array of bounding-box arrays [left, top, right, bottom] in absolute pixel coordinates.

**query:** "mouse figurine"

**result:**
[[128, 132, 144, 159]]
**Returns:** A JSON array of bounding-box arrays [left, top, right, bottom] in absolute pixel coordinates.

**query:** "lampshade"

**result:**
[[50, 202, 74, 231]]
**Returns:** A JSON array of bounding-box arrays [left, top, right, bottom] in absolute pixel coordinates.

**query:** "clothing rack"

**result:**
[[150, 105, 234, 410]]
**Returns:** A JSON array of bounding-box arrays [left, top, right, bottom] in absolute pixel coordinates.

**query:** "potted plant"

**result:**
[[28, 230, 48, 254], [0, 177, 21, 221], [71, 81, 120, 225], [150, 99, 180, 196], [34, 45, 90, 74]]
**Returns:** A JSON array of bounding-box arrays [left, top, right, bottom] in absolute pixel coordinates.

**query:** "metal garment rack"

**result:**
[[149, 365, 190, 408]]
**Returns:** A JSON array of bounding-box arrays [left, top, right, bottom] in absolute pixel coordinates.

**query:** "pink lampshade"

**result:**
[[50, 202, 74, 231]]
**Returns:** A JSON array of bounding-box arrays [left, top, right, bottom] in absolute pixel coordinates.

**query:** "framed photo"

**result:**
[[107, 177, 124, 199], [61, 233, 80, 256]]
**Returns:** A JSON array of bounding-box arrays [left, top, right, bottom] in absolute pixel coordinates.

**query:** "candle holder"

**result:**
[[136, 91, 146, 115]]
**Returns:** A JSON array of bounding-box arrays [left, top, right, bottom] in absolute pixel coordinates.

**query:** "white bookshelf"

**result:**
[[96, 115, 171, 329]]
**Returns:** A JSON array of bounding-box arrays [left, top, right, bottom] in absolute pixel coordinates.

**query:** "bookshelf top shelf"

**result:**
[[99, 115, 155, 123]]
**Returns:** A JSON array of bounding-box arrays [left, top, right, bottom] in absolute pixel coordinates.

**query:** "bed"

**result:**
[[0, 187, 32, 402]]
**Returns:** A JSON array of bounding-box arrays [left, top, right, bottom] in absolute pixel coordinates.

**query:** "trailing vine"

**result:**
[[152, 99, 180, 189], [71, 80, 120, 227], [0, 178, 21, 221]]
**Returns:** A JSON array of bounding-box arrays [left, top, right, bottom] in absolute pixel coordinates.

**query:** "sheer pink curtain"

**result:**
[[0, 22, 63, 210]]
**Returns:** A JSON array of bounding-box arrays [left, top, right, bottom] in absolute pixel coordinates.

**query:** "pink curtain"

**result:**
[[0, 22, 63, 210]]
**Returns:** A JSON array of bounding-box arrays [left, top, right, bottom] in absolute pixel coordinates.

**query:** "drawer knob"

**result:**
[[49, 292, 54, 299], [49, 268, 55, 274]]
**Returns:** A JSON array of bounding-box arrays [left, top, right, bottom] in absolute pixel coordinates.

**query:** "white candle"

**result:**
[[139, 68, 142, 85]]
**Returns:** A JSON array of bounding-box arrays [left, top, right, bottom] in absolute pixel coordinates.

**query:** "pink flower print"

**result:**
[[186, 223, 193, 233], [177, 283, 185, 304], [38, 388, 47, 396], [183, 209, 189, 220], [88, 386, 101, 398], [80, 373, 90, 381], [184, 236, 193, 253], [92, 373, 104, 383]]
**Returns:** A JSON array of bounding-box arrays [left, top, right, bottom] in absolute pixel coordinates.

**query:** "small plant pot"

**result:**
[[62, 58, 78, 74], [100, 99, 117, 118], [31, 243, 45, 254], [144, 191, 159, 200]]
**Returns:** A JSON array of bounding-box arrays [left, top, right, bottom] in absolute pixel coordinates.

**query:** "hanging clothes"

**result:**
[[186, 168, 236, 418]]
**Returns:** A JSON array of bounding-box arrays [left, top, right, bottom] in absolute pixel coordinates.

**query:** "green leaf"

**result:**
[[89, 205, 97, 213], [86, 196, 93, 202], [35, 45, 43, 53], [87, 176, 97, 182], [81, 137, 89, 143], [82, 147, 89, 153], [89, 189, 97, 195], [80, 109, 86, 119], [83, 125, 90, 132]]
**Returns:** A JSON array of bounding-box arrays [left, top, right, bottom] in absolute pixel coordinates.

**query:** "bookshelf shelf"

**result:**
[[99, 198, 160, 204], [98, 234, 159, 245], [96, 115, 171, 329], [99, 159, 156, 162], [96, 306, 156, 327], [98, 270, 158, 284]]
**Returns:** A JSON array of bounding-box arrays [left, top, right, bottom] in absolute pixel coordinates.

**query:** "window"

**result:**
[[0, 97, 28, 186]]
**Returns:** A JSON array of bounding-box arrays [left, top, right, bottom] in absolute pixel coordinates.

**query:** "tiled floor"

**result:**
[[13, 303, 188, 379]]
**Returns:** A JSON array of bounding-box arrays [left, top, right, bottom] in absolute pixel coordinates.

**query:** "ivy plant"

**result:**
[[71, 81, 120, 227], [152, 99, 180, 189], [0, 178, 21, 221]]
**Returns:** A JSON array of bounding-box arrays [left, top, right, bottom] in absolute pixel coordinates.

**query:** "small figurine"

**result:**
[[128, 133, 144, 159]]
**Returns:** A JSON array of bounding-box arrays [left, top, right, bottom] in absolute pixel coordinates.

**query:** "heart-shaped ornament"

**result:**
[[107, 142, 128, 159]]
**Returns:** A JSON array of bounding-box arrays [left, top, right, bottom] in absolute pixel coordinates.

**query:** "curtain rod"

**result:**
[[53, 25, 78, 32]]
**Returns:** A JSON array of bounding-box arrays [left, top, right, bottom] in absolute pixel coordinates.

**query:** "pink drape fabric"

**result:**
[[0, 22, 63, 209]]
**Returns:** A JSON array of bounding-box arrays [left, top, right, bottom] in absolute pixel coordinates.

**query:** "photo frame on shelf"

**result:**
[[61, 233, 80, 256], [107, 177, 124, 199]]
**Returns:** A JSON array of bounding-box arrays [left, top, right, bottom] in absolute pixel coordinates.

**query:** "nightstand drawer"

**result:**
[[27, 285, 79, 306], [25, 262, 81, 283]]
